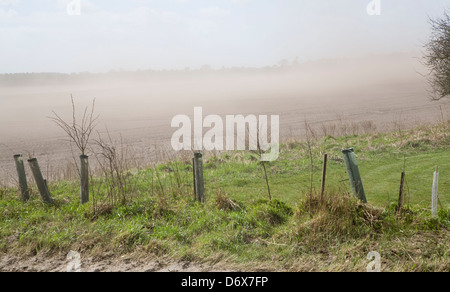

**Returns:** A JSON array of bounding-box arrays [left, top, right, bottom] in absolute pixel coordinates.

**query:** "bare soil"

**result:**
[[1, 64, 448, 185], [0, 253, 233, 272]]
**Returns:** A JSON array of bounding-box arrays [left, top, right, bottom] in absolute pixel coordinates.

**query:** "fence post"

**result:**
[[397, 172, 406, 214], [80, 155, 89, 204], [13, 154, 30, 202], [320, 154, 328, 204], [192, 158, 196, 198], [341, 148, 367, 203], [193, 152, 205, 203], [432, 166, 439, 217], [27, 158, 52, 204]]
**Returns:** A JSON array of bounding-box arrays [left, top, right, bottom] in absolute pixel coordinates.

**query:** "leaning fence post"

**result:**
[[193, 152, 205, 203], [13, 154, 30, 202], [432, 166, 439, 217], [80, 155, 89, 204], [341, 148, 367, 203], [27, 158, 52, 204]]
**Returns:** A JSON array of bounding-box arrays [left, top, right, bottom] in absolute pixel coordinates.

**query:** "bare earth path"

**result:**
[[0, 253, 234, 272]]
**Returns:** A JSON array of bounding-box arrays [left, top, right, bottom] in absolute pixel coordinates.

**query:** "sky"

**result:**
[[0, 0, 449, 73]]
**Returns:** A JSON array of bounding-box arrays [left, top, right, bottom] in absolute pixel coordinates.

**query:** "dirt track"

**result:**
[[0, 253, 233, 272]]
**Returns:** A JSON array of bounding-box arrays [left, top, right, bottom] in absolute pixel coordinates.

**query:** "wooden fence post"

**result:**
[[397, 172, 406, 214], [320, 154, 328, 204], [13, 154, 30, 202], [80, 155, 89, 204], [193, 152, 205, 203], [27, 158, 52, 204]]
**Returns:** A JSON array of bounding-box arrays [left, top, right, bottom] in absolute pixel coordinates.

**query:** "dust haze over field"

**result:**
[[0, 52, 448, 183], [2, 1, 450, 274], [1, 1, 449, 183]]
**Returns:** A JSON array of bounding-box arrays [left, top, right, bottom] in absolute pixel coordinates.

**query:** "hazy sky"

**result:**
[[0, 0, 449, 73]]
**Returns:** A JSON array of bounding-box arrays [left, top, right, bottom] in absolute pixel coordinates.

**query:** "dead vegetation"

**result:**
[[295, 192, 384, 242], [215, 190, 242, 212]]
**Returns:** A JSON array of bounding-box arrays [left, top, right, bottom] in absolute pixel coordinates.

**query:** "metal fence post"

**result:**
[[341, 148, 367, 203], [27, 158, 52, 204], [193, 152, 205, 203], [14, 154, 30, 202]]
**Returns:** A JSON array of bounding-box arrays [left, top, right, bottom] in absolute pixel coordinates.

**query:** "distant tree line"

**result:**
[[0, 61, 306, 86]]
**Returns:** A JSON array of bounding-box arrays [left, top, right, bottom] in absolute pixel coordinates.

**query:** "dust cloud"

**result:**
[[0, 52, 447, 183]]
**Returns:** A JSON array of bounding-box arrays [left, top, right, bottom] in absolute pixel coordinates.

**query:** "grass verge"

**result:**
[[0, 121, 449, 271]]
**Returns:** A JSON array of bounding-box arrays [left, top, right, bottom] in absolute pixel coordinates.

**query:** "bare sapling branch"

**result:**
[[250, 124, 272, 201], [304, 120, 315, 216], [49, 95, 99, 204], [49, 95, 99, 156]]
